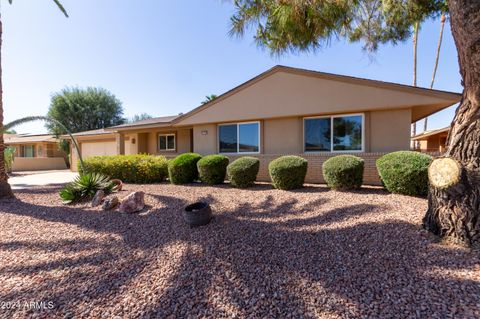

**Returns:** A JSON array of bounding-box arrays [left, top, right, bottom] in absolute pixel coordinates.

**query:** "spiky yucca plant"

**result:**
[[60, 172, 117, 204]]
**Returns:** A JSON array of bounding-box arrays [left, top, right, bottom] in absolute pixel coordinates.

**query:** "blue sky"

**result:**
[[3, 0, 462, 134]]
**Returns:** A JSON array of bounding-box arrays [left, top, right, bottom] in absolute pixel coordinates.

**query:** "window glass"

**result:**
[[333, 115, 363, 151], [159, 136, 167, 150], [239, 123, 259, 153], [167, 135, 175, 150], [304, 118, 331, 151], [219, 125, 238, 153], [159, 134, 175, 150], [23, 145, 34, 157]]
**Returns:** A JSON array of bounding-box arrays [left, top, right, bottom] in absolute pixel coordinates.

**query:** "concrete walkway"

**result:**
[[8, 170, 78, 189]]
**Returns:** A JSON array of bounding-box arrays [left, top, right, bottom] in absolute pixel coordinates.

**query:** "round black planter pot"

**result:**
[[183, 202, 212, 227]]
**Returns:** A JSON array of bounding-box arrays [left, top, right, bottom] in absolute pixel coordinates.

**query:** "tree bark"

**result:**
[[0, 16, 14, 198], [423, 0, 480, 247]]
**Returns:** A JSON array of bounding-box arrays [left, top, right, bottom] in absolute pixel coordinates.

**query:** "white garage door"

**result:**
[[81, 141, 117, 158]]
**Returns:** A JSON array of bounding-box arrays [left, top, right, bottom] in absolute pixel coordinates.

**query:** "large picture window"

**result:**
[[158, 134, 175, 151], [219, 122, 260, 153], [304, 114, 363, 152], [21, 145, 35, 158]]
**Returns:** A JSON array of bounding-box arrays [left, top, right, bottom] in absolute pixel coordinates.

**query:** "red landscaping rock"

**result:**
[[119, 191, 145, 213]]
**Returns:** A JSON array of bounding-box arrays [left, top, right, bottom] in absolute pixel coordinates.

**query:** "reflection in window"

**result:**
[[219, 125, 237, 153], [219, 122, 260, 153], [239, 123, 259, 153], [304, 118, 331, 151], [333, 115, 362, 151], [304, 114, 363, 152]]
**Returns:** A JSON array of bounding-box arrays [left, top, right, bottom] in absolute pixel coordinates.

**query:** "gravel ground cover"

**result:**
[[0, 183, 479, 319]]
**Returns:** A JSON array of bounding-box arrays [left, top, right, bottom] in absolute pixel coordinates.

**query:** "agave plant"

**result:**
[[60, 172, 117, 204]]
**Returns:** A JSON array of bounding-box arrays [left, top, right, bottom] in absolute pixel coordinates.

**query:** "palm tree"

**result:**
[[423, 13, 447, 132], [201, 94, 218, 105], [411, 21, 420, 147], [0, 0, 68, 198]]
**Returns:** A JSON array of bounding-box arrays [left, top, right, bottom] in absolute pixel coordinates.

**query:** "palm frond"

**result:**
[[52, 0, 69, 17], [6, 0, 68, 18]]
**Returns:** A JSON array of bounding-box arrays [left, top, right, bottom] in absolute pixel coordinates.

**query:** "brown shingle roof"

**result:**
[[4, 134, 58, 144], [108, 115, 179, 130]]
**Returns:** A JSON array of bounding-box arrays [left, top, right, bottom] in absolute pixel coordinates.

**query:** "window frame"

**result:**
[[217, 121, 261, 154], [158, 133, 176, 152], [21, 145, 35, 158], [303, 113, 365, 153]]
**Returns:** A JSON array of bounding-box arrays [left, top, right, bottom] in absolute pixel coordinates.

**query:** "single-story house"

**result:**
[[4, 134, 67, 171], [70, 65, 461, 184], [412, 126, 449, 153]]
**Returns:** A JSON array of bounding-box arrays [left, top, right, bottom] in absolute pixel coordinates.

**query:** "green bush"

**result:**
[[322, 155, 364, 190], [268, 156, 308, 190], [60, 172, 117, 204], [376, 151, 432, 196], [227, 157, 260, 188], [4, 146, 15, 173], [168, 153, 202, 184], [197, 155, 230, 185], [81, 154, 168, 183]]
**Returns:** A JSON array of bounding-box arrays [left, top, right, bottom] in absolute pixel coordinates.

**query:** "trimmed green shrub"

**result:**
[[227, 156, 260, 188], [168, 153, 202, 184], [322, 155, 364, 190], [376, 151, 432, 196], [81, 154, 168, 183], [268, 156, 308, 190], [197, 155, 230, 185]]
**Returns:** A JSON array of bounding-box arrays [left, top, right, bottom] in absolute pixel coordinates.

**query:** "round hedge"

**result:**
[[322, 155, 364, 190], [197, 155, 230, 185], [168, 153, 202, 184], [268, 156, 308, 190], [376, 151, 432, 196], [227, 157, 260, 188]]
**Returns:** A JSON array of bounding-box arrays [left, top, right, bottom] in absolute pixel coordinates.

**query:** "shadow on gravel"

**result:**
[[0, 186, 478, 318]]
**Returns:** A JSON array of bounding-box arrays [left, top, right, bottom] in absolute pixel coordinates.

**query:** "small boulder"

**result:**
[[91, 190, 105, 207], [119, 191, 145, 213], [102, 196, 119, 210]]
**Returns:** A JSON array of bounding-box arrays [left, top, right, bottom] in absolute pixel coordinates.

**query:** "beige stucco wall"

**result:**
[[263, 117, 303, 154], [176, 70, 451, 126], [140, 127, 192, 155], [369, 109, 411, 152], [193, 124, 217, 155], [12, 157, 67, 171], [190, 109, 410, 156]]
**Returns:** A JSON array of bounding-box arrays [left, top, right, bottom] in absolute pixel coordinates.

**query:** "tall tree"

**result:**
[[230, 0, 480, 246], [424, 13, 447, 132], [129, 113, 153, 123], [0, 0, 68, 198], [411, 21, 419, 146], [46, 87, 125, 135]]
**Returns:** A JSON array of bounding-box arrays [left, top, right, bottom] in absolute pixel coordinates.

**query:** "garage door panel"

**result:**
[[81, 141, 117, 158]]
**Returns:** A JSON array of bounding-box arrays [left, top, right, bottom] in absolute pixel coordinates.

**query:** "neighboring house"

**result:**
[[412, 127, 449, 153], [68, 129, 117, 170], [69, 65, 461, 184], [4, 134, 67, 171]]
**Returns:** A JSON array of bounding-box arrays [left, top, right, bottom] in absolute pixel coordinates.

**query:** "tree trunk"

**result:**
[[423, 0, 480, 247], [0, 16, 14, 198], [424, 14, 447, 132]]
